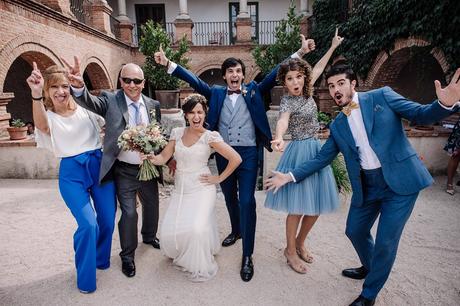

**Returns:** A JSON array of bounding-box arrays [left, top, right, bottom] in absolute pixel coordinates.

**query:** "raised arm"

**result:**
[[154, 46, 212, 99], [310, 28, 344, 85], [62, 56, 109, 116], [200, 141, 242, 185], [258, 35, 316, 94], [27, 62, 50, 135]]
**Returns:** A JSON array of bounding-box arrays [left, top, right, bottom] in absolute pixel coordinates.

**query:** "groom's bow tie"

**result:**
[[227, 89, 241, 95], [342, 101, 359, 116]]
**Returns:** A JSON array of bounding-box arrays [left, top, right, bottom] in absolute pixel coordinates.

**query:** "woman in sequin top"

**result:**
[[265, 29, 344, 274]]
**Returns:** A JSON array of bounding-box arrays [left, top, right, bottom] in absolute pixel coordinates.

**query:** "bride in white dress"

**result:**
[[144, 94, 241, 281]]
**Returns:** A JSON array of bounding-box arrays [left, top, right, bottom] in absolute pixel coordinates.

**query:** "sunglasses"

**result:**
[[121, 77, 144, 85]]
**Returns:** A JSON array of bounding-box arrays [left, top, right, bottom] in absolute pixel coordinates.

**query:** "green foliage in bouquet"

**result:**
[[139, 20, 190, 90], [331, 154, 351, 194]]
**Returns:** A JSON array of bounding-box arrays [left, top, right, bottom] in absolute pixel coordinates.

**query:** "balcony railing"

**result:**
[[110, 15, 121, 40], [192, 21, 230, 46], [70, 0, 92, 24], [132, 23, 175, 47], [131, 20, 298, 46]]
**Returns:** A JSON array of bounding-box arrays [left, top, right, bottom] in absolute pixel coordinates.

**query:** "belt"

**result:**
[[116, 160, 140, 168], [360, 167, 382, 175]]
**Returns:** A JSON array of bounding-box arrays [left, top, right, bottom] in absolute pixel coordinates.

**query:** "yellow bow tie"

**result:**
[[342, 101, 359, 116]]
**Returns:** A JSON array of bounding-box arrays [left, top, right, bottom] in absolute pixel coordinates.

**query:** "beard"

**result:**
[[333, 91, 354, 107]]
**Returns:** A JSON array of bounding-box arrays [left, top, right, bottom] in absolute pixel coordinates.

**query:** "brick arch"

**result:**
[[365, 37, 449, 87], [0, 35, 61, 91], [80, 55, 113, 90]]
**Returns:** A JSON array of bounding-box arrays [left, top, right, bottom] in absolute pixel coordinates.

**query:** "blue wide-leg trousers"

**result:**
[[58, 149, 116, 292]]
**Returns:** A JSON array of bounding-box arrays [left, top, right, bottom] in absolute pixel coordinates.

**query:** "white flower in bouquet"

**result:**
[[117, 120, 168, 181]]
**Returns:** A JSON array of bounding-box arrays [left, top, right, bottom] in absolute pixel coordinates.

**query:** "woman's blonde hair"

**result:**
[[276, 58, 313, 97], [42, 65, 76, 112]]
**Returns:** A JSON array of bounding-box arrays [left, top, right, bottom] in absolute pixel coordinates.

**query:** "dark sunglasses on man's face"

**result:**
[[121, 77, 144, 85]]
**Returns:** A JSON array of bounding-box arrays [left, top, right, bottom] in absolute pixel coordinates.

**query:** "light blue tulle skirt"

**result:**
[[265, 137, 339, 215]]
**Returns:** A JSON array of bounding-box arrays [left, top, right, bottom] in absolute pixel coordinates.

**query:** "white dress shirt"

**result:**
[[72, 87, 149, 165], [117, 94, 149, 165], [347, 92, 381, 170]]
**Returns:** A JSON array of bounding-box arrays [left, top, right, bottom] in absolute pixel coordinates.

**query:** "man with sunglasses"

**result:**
[[63, 57, 165, 278]]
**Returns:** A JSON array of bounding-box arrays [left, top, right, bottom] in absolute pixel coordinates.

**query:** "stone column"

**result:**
[[117, 0, 129, 22], [235, 0, 252, 44], [300, 0, 310, 15], [119, 22, 133, 45], [91, 0, 114, 37], [174, 0, 193, 44], [0, 92, 13, 139]]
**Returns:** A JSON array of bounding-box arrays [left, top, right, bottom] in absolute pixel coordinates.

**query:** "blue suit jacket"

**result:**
[[291, 86, 457, 207], [172, 65, 276, 151]]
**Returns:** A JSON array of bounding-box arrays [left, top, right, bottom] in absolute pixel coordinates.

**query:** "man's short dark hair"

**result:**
[[221, 57, 245, 76], [325, 64, 358, 85]]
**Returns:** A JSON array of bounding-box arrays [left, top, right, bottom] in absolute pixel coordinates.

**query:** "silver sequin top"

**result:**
[[279, 95, 319, 140]]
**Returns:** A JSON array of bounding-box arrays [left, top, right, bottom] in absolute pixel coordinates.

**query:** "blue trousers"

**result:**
[[216, 146, 258, 256], [345, 168, 418, 299], [59, 149, 116, 292]]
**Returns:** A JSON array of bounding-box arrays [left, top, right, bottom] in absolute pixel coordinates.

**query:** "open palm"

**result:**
[[435, 68, 460, 107]]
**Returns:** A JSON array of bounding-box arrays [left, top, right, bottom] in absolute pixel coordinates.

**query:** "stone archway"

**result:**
[[0, 35, 61, 92], [365, 37, 448, 104], [80, 56, 113, 94], [4, 51, 57, 124]]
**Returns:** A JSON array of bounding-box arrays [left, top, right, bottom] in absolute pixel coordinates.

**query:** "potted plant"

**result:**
[[139, 20, 190, 109], [7, 118, 28, 140], [252, 1, 302, 107]]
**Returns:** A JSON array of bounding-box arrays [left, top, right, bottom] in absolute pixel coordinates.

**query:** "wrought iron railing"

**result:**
[[130, 20, 301, 46], [132, 22, 175, 47], [70, 0, 92, 24], [109, 15, 121, 40], [192, 21, 230, 46]]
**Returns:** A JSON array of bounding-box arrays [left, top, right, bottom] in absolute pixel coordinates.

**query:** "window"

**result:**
[[229, 2, 259, 44], [135, 4, 166, 34]]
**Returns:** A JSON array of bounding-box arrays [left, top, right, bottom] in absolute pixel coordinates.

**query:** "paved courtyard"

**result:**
[[0, 177, 459, 306]]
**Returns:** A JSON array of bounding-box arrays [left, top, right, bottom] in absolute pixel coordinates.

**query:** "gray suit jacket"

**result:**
[[72, 88, 161, 183]]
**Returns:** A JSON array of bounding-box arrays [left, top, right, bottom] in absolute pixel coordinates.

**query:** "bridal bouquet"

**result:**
[[117, 120, 168, 181]]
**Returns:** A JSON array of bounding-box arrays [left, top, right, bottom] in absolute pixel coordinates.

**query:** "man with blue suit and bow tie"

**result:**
[[265, 64, 460, 305], [154, 37, 315, 282]]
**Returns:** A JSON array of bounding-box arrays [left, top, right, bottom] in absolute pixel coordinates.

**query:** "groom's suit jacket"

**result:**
[[291, 86, 457, 207], [172, 65, 275, 151], [72, 88, 161, 183]]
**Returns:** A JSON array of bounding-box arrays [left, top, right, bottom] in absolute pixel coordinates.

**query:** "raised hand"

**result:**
[[435, 68, 460, 107], [271, 138, 285, 152], [300, 34, 315, 54], [61, 56, 84, 88], [26, 62, 44, 97], [154, 45, 169, 66], [331, 26, 344, 49]]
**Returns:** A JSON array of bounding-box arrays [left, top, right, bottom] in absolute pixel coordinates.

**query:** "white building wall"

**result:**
[[114, 0, 312, 24]]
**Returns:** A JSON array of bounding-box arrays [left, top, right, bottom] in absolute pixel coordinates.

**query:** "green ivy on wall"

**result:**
[[307, 0, 460, 79]]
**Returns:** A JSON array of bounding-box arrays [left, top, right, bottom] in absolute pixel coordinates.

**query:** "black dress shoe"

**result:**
[[342, 266, 368, 280], [349, 295, 375, 306], [240, 256, 254, 282], [122, 261, 136, 278], [143, 237, 160, 249], [222, 233, 241, 247]]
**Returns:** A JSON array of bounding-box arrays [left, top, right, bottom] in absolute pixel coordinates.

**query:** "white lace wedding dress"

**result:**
[[160, 127, 222, 281]]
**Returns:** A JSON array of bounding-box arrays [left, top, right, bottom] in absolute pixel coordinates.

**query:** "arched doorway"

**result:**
[[369, 46, 446, 104], [82, 61, 112, 95], [4, 52, 56, 124], [198, 68, 226, 86]]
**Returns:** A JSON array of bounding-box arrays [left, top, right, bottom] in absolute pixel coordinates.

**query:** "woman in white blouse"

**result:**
[[26, 62, 116, 294]]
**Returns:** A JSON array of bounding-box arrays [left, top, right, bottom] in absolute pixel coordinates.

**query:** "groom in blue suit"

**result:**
[[155, 38, 314, 282], [266, 64, 460, 305]]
